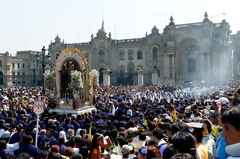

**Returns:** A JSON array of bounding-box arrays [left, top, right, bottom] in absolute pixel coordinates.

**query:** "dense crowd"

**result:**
[[0, 81, 240, 159]]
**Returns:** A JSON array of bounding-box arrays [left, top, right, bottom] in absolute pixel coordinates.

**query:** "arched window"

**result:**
[[0, 61, 2, 67], [152, 47, 158, 60], [188, 58, 196, 73], [128, 62, 135, 73], [137, 51, 142, 59], [0, 71, 3, 85], [56, 53, 59, 60], [99, 49, 105, 62], [120, 51, 125, 60], [128, 50, 134, 60]]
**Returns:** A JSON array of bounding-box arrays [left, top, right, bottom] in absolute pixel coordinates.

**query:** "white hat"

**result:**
[[215, 97, 229, 105], [122, 145, 132, 155], [128, 127, 136, 134]]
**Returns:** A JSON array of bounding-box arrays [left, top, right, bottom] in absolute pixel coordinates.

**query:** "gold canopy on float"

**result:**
[[55, 45, 89, 102]]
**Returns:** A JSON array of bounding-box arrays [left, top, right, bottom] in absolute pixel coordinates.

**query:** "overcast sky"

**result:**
[[0, 0, 239, 54]]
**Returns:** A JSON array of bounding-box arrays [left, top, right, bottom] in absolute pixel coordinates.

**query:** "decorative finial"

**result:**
[[203, 12, 209, 22], [146, 32, 148, 37], [169, 16, 175, 25], [55, 35, 60, 42], [108, 32, 111, 39], [151, 25, 159, 34], [204, 12, 208, 18], [91, 34, 94, 40]]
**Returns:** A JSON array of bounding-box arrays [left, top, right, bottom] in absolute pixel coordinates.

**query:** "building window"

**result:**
[[128, 50, 134, 60], [12, 63, 15, 68], [120, 51, 125, 60], [215, 33, 220, 38], [17, 72, 20, 77], [99, 49, 105, 62], [0, 61, 2, 67], [152, 47, 158, 60], [22, 72, 25, 77], [22, 63, 25, 68], [137, 51, 142, 59], [17, 63, 20, 68], [12, 72, 15, 77], [188, 58, 196, 73]]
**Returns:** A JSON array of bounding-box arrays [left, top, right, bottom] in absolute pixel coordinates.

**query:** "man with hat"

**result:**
[[121, 144, 132, 159]]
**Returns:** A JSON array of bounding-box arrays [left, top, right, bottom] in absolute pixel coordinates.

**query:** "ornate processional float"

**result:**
[[47, 46, 97, 114]]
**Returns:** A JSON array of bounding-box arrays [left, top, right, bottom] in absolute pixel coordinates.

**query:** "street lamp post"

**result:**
[[36, 46, 50, 95]]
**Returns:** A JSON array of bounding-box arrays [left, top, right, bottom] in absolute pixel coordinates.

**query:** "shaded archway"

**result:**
[[60, 59, 80, 98], [99, 68, 104, 85], [117, 65, 125, 85], [176, 38, 199, 81], [127, 62, 135, 85]]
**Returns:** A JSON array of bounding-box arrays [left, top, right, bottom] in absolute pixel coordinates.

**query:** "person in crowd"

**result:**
[[192, 126, 209, 159], [15, 135, 41, 159], [171, 131, 199, 159], [221, 106, 240, 158], [89, 133, 112, 159]]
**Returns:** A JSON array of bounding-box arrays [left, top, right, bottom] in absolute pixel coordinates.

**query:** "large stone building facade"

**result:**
[[0, 13, 236, 87], [0, 51, 42, 87]]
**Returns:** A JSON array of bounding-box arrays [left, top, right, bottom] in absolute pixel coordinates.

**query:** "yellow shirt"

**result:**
[[197, 143, 209, 159]]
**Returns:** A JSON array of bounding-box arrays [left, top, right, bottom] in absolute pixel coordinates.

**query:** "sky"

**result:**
[[0, 0, 239, 54]]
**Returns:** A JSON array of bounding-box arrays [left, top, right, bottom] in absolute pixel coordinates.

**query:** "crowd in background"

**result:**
[[0, 81, 240, 159]]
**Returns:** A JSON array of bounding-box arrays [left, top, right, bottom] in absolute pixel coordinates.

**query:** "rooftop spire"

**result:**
[[101, 20, 105, 32]]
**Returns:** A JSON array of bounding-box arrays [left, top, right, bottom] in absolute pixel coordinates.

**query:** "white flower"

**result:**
[[71, 70, 83, 89], [44, 70, 55, 90], [89, 69, 99, 88]]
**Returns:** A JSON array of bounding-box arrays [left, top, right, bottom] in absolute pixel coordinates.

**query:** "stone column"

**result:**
[[163, 54, 170, 80], [169, 55, 172, 79], [152, 70, 158, 85], [138, 70, 144, 85], [172, 54, 175, 80], [103, 69, 110, 86]]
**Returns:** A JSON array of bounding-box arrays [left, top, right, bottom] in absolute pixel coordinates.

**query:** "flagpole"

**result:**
[[35, 115, 39, 147]]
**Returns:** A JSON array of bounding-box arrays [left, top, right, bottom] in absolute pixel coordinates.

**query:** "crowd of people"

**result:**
[[0, 81, 240, 159]]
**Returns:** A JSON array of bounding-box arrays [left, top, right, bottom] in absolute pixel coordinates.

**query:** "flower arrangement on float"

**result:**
[[44, 70, 55, 90], [89, 69, 99, 89], [70, 70, 83, 90]]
